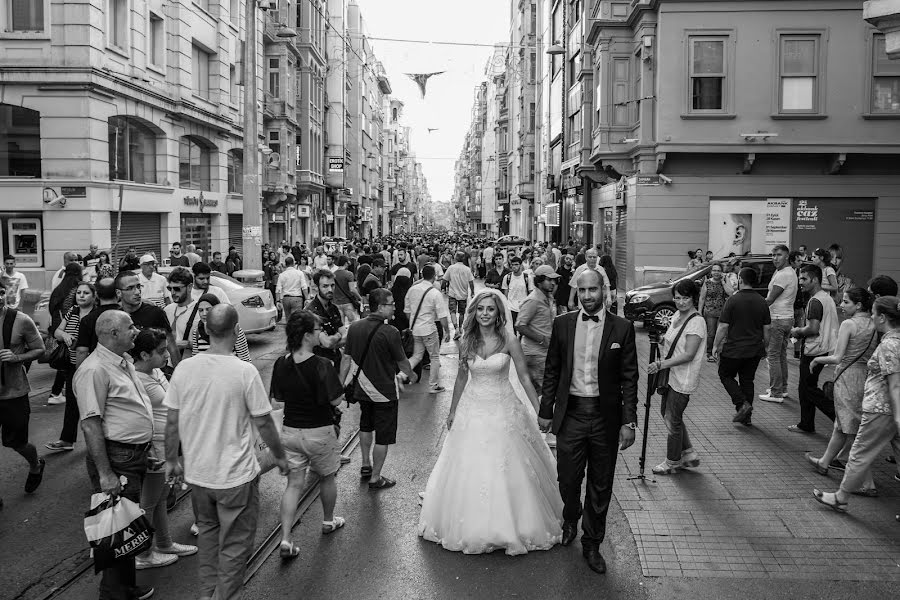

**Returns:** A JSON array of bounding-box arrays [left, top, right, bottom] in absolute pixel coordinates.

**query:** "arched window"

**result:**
[[227, 149, 243, 194], [179, 136, 211, 191], [0, 104, 41, 178], [108, 116, 157, 183]]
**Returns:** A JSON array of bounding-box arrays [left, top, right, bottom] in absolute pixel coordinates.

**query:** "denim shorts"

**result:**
[[281, 425, 340, 477]]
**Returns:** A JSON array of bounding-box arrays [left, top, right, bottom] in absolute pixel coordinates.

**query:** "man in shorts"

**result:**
[[0, 280, 46, 509], [442, 251, 475, 339], [342, 288, 413, 490]]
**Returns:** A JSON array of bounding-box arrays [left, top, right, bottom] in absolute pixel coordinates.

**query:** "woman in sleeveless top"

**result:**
[[805, 289, 878, 490], [698, 264, 729, 361]]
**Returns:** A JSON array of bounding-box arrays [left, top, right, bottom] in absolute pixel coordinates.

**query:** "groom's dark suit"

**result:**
[[540, 309, 638, 548]]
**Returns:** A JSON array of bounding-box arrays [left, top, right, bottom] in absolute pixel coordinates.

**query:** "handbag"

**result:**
[[401, 287, 434, 358], [83, 492, 154, 573], [653, 313, 699, 395], [344, 322, 384, 404], [822, 330, 876, 402]]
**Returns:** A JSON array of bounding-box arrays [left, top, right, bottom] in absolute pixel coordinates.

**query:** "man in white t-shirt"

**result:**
[[137, 254, 171, 307], [163, 267, 199, 361], [442, 251, 475, 339], [568, 248, 611, 310], [2, 255, 28, 309], [501, 256, 533, 324], [164, 305, 287, 600], [190, 262, 231, 305], [405, 265, 450, 392], [759, 245, 798, 403]]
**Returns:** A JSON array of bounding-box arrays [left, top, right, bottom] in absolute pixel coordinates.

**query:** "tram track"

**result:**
[[34, 428, 361, 600]]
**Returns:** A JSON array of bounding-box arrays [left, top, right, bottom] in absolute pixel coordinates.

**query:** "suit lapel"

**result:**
[[565, 311, 577, 377], [596, 313, 615, 366]]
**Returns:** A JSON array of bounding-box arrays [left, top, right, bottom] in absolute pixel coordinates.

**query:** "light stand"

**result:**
[[628, 328, 661, 483]]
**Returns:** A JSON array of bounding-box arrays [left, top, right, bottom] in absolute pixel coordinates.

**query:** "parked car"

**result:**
[[624, 255, 776, 329]]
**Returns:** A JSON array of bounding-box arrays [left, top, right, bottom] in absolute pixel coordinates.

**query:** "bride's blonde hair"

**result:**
[[458, 291, 508, 369]]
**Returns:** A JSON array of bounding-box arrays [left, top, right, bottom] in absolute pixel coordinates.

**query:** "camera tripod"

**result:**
[[627, 328, 662, 484]]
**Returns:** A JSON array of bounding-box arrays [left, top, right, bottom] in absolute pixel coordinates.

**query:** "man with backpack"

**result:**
[[501, 256, 533, 326]]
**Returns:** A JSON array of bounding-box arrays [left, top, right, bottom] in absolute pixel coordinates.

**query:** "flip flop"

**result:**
[[279, 542, 300, 559], [322, 516, 346, 534], [368, 476, 396, 490], [813, 489, 848, 513]]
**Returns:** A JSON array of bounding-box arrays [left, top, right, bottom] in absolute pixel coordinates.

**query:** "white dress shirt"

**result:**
[[569, 309, 605, 397], [276, 267, 308, 298]]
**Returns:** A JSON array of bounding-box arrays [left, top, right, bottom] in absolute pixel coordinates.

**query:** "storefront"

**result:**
[[227, 214, 243, 251], [180, 214, 212, 259], [110, 212, 162, 264]]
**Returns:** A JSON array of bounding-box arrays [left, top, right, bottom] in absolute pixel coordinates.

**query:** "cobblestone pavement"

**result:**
[[619, 331, 900, 580]]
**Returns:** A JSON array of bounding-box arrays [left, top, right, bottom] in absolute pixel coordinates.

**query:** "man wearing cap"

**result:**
[[516, 265, 559, 397], [137, 254, 172, 308]]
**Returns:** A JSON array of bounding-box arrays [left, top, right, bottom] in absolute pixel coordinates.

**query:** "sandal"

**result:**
[[851, 487, 878, 498], [279, 542, 301, 559], [813, 489, 848, 513], [805, 452, 829, 476], [322, 516, 346, 534], [368, 476, 396, 490], [360, 466, 373, 479]]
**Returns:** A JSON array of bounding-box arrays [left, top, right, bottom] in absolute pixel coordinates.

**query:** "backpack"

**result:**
[[502, 272, 531, 297]]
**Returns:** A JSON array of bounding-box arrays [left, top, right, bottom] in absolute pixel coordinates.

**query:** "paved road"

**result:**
[[4, 288, 900, 599]]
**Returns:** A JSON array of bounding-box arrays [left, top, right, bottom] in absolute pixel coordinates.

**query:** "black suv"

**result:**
[[624, 255, 776, 329]]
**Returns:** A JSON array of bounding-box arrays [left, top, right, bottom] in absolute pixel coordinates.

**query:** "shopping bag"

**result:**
[[255, 408, 284, 474], [83, 492, 154, 573]]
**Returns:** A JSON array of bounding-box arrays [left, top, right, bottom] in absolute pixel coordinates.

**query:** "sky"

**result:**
[[358, 0, 510, 204]]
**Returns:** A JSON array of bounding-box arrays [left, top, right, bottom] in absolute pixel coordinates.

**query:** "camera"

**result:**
[[645, 320, 667, 344]]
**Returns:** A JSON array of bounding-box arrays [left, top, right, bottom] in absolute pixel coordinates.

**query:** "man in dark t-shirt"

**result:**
[[712, 267, 771, 425], [114, 272, 178, 366], [307, 270, 345, 372], [75, 278, 121, 365]]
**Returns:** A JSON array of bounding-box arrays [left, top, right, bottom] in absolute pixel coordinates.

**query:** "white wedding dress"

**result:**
[[417, 352, 563, 555]]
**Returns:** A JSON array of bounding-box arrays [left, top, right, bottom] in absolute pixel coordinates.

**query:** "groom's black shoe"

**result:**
[[583, 548, 607, 574], [561, 522, 578, 547]]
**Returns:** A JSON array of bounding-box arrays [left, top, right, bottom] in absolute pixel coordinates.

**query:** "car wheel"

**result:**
[[652, 305, 676, 330]]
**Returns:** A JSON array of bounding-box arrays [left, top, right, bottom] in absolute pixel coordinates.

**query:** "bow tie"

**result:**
[[581, 313, 600, 323]]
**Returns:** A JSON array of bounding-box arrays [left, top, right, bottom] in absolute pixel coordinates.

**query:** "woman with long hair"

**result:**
[[418, 290, 563, 555], [812, 248, 839, 298], [129, 329, 197, 569], [96, 251, 115, 280], [46, 262, 83, 404], [190, 294, 251, 361], [806, 288, 878, 489], [599, 254, 619, 315], [814, 296, 900, 513], [390, 267, 413, 332], [45, 282, 96, 451]]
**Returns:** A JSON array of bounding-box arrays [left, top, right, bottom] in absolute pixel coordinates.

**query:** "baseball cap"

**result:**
[[533, 265, 560, 279], [139, 254, 157, 265]]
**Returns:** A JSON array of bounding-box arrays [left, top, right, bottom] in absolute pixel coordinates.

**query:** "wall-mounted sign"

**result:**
[[297, 205, 311, 218], [328, 157, 344, 173], [183, 192, 219, 211], [636, 174, 660, 186], [61, 186, 87, 198]]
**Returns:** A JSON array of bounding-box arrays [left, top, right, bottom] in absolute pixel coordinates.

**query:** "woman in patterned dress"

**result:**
[[698, 264, 730, 362]]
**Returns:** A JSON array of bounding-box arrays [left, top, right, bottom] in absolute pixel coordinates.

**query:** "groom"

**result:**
[[539, 269, 639, 574]]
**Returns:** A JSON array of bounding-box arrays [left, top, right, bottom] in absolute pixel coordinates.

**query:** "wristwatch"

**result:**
[[624, 422, 637, 430]]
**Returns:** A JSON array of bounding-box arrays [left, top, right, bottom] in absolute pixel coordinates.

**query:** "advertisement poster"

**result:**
[[709, 199, 793, 258], [765, 198, 792, 249]]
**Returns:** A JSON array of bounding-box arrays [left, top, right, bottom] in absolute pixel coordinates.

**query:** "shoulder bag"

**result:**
[[334, 272, 361, 313], [401, 287, 433, 357], [653, 312, 700, 395], [344, 322, 384, 404], [822, 330, 876, 402]]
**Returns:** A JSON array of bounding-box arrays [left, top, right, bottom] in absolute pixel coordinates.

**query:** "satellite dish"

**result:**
[[267, 153, 281, 169]]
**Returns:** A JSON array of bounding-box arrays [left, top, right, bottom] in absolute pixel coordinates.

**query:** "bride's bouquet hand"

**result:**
[[446, 411, 455, 431]]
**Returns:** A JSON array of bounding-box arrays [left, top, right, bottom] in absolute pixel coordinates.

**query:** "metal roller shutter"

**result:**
[[110, 212, 162, 265], [614, 206, 627, 288], [228, 214, 243, 252]]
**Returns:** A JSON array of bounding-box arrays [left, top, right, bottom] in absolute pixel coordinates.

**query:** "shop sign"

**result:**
[[325, 213, 335, 223], [297, 205, 311, 218], [328, 157, 344, 173], [636, 175, 660, 186], [61, 186, 87, 198], [545, 203, 560, 227], [183, 193, 218, 211]]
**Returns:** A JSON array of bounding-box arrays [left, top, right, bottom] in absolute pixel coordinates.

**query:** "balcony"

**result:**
[[264, 94, 288, 119], [295, 169, 324, 191], [517, 181, 535, 198]]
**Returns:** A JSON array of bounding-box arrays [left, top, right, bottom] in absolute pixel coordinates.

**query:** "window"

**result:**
[[529, 3, 536, 35], [9, 0, 44, 31], [569, 51, 581, 83], [595, 64, 603, 123], [530, 52, 536, 83], [690, 38, 725, 111], [268, 58, 280, 96], [612, 58, 629, 125], [108, 116, 157, 184], [179, 136, 210, 190], [778, 34, 821, 113], [0, 104, 41, 177], [230, 64, 239, 104], [227, 150, 243, 193], [109, 0, 128, 50], [148, 13, 164, 68], [528, 152, 535, 181], [268, 130, 280, 155], [230, 0, 239, 25], [871, 35, 900, 114], [192, 44, 212, 99], [529, 102, 536, 130]]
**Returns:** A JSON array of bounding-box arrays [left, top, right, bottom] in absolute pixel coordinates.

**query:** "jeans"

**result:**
[[409, 330, 441, 388], [703, 315, 719, 357], [140, 471, 173, 550], [661, 387, 692, 462], [798, 354, 833, 432], [766, 318, 793, 396], [60, 369, 80, 443], [192, 478, 260, 600], [337, 303, 359, 323], [718, 356, 762, 408], [281, 296, 305, 323], [51, 369, 65, 395], [86, 442, 148, 600]]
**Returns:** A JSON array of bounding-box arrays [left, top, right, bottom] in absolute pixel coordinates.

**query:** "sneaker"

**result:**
[[24, 458, 45, 494], [733, 402, 753, 423], [758, 392, 784, 403], [46, 393, 65, 405], [430, 385, 446, 393], [680, 449, 700, 468], [155, 542, 197, 557], [135, 551, 178, 570], [651, 460, 681, 475], [190, 523, 199, 536], [45, 440, 74, 452]]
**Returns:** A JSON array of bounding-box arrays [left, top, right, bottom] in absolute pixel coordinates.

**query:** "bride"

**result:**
[[417, 290, 563, 555]]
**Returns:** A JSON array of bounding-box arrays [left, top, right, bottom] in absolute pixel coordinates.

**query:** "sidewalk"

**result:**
[[619, 330, 900, 581]]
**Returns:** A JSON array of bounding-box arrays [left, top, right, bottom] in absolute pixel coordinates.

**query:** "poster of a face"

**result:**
[[708, 200, 789, 259], [708, 211, 755, 258]]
